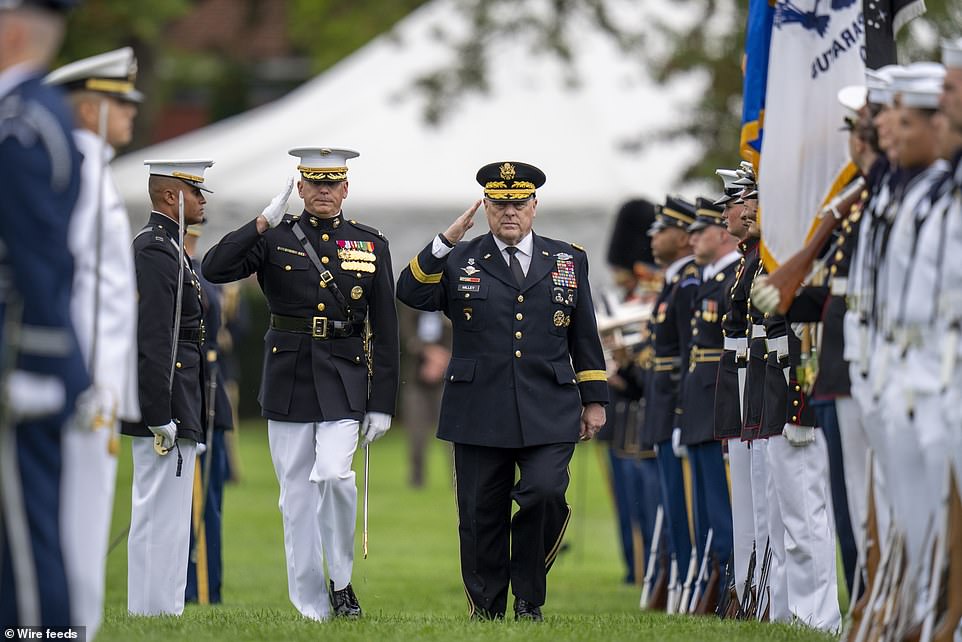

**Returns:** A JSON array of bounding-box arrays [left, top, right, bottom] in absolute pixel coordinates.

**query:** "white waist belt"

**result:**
[[766, 335, 789, 358], [751, 324, 766, 339], [830, 276, 848, 297], [723, 337, 748, 351]]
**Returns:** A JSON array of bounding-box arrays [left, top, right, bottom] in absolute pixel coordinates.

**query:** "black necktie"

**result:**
[[505, 246, 525, 287]]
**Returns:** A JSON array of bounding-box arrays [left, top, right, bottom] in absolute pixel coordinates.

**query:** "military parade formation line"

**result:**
[[0, 0, 961, 639], [599, 41, 962, 640]]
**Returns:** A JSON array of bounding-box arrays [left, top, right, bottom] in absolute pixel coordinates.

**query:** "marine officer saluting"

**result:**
[[396, 161, 608, 622], [202, 147, 399, 620]]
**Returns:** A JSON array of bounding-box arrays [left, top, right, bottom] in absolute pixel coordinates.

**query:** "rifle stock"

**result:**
[[767, 177, 866, 314]]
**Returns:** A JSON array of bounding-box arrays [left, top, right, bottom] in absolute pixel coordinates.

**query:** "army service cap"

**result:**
[[46, 47, 143, 103], [648, 195, 696, 236], [688, 197, 727, 232], [144, 159, 215, 193], [289, 147, 359, 182], [476, 161, 546, 201]]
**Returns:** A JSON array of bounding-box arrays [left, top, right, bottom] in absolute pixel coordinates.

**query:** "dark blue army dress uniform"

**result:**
[[0, 47, 87, 627], [678, 202, 739, 609], [396, 161, 608, 620], [186, 252, 234, 605], [202, 212, 398, 420], [639, 197, 700, 593]]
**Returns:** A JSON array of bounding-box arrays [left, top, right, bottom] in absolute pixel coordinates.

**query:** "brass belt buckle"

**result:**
[[312, 316, 329, 339]]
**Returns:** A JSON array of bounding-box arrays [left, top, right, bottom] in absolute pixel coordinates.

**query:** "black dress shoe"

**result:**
[[513, 598, 543, 622], [329, 580, 362, 618]]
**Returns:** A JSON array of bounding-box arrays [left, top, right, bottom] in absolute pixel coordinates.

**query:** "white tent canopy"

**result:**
[[113, 0, 702, 273]]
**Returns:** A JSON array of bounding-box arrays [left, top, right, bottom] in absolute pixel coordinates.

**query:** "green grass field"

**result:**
[[98, 422, 837, 641]]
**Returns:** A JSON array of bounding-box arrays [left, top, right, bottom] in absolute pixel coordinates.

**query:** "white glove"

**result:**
[[360, 411, 392, 446], [4, 370, 65, 419], [261, 175, 296, 228], [751, 275, 781, 315], [148, 421, 177, 451], [70, 386, 117, 431], [782, 423, 816, 447], [671, 427, 688, 459], [196, 442, 208, 456]]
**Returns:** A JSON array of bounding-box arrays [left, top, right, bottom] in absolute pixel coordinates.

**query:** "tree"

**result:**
[[407, 0, 959, 185]]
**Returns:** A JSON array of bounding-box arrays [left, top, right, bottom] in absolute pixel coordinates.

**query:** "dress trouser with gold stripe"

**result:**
[[453, 442, 574, 617]]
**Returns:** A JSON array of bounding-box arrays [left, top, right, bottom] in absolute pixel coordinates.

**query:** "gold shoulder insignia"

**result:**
[[683, 264, 700, 277], [570, 243, 585, 252]]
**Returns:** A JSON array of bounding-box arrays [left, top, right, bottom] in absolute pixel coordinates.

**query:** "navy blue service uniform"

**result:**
[[679, 253, 739, 598], [202, 212, 399, 420], [0, 62, 86, 627], [122, 212, 206, 443], [397, 230, 608, 617], [641, 206, 700, 587]]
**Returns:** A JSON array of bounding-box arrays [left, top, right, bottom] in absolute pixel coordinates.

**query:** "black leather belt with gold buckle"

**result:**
[[270, 314, 359, 339]]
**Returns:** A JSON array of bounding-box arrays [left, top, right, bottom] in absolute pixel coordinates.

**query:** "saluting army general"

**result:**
[[202, 148, 399, 620], [44, 47, 141, 636], [123, 160, 211, 616], [396, 161, 608, 621]]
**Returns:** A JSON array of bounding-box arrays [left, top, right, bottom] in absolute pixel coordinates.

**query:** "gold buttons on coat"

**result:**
[[792, 400, 799, 407], [317, 303, 326, 312], [321, 256, 330, 265], [515, 332, 522, 339], [516, 313, 523, 321], [284, 265, 292, 271], [272, 347, 277, 353], [175, 362, 182, 368], [517, 295, 524, 303], [322, 233, 330, 241], [515, 350, 522, 358]]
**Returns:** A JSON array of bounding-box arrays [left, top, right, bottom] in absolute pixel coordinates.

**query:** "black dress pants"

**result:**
[[453, 441, 575, 617]]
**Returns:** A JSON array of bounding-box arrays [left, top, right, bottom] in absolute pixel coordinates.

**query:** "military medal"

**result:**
[[351, 285, 363, 300], [553, 310, 566, 327], [551, 254, 577, 289]]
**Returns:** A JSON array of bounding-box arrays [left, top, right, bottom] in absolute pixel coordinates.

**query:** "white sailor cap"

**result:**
[[45, 47, 142, 103], [866, 65, 900, 106], [943, 37, 962, 69], [144, 159, 215, 193], [289, 147, 359, 182], [900, 79, 945, 109], [889, 62, 946, 94], [837, 85, 866, 130]]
